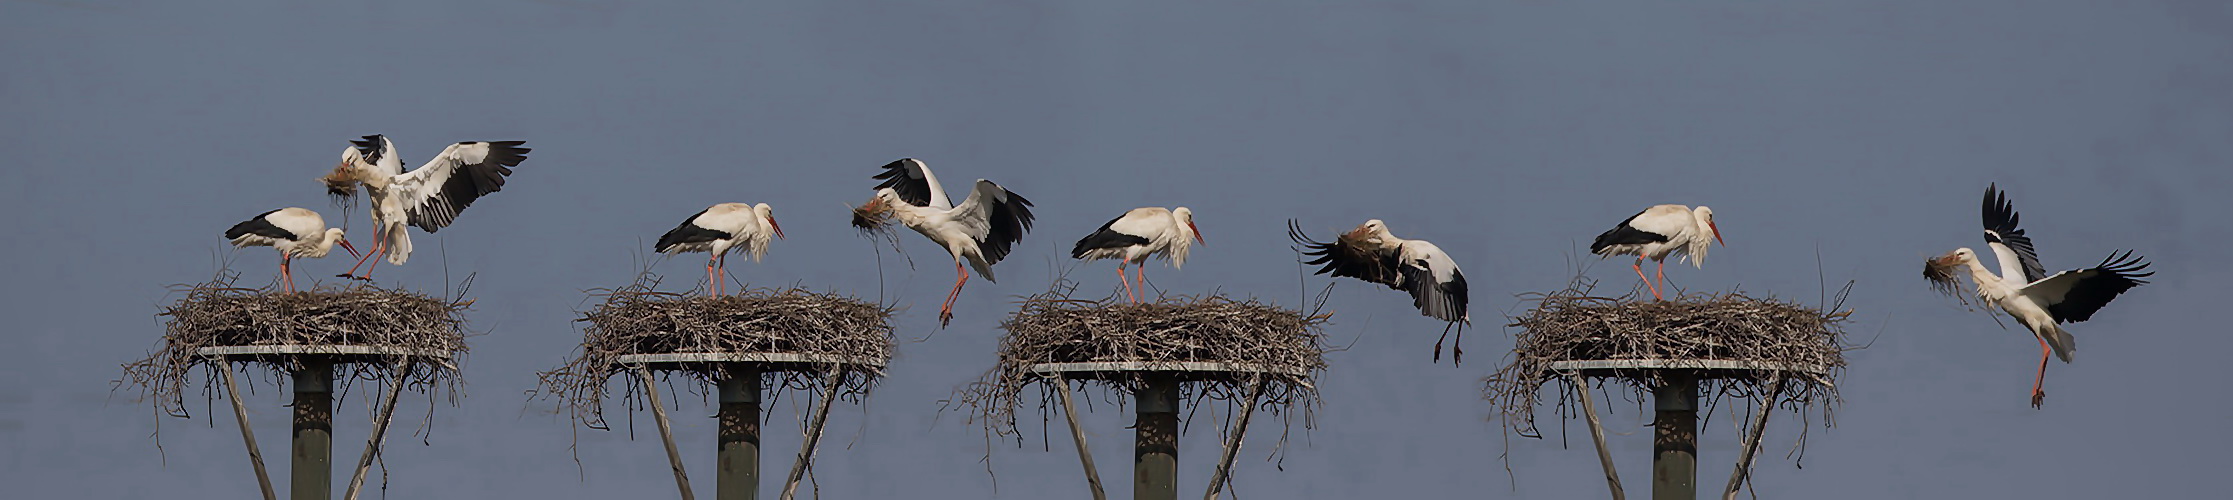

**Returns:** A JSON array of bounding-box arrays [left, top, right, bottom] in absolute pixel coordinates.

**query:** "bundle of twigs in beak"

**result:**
[[320, 163, 362, 199], [1923, 252, 1966, 299], [850, 197, 893, 234]]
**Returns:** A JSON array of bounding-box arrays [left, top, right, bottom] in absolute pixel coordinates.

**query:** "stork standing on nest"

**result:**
[[1589, 204, 1724, 300], [320, 134, 530, 281], [1288, 219, 1470, 363], [1925, 184, 2152, 408], [225, 207, 359, 293], [654, 203, 784, 296], [1071, 207, 1203, 303], [853, 158, 1035, 327]]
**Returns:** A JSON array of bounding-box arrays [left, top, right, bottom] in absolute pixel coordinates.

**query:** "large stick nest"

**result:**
[[1484, 278, 1854, 460], [533, 273, 896, 430], [117, 272, 471, 419], [952, 281, 1330, 451]]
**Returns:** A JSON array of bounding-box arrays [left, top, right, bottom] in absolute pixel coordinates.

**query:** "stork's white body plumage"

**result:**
[[1290, 219, 1471, 363], [857, 158, 1035, 326], [1071, 207, 1203, 302], [1590, 204, 1723, 300], [655, 203, 783, 296], [322, 135, 530, 280], [1927, 184, 2152, 408], [224, 207, 357, 292]]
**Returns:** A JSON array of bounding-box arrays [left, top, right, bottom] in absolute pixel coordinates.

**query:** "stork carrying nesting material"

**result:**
[[654, 203, 783, 296], [850, 158, 1035, 327], [1288, 219, 1470, 363], [1070, 207, 1203, 303], [225, 208, 359, 293], [320, 134, 530, 281], [1924, 184, 2152, 408], [1590, 204, 1724, 300]]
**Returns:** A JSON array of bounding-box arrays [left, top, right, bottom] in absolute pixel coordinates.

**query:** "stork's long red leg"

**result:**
[[939, 261, 969, 327], [1632, 259, 1662, 300], [281, 254, 294, 293], [2031, 336, 2052, 409], [1656, 260, 1669, 298], [1136, 265, 1150, 302], [706, 256, 718, 297], [340, 228, 382, 279], [1117, 266, 1134, 304]]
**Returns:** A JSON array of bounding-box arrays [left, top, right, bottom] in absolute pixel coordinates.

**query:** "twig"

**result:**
[[1051, 377, 1107, 500], [781, 367, 847, 500], [218, 362, 278, 500], [1723, 375, 1786, 500], [639, 368, 696, 500], [1571, 372, 1624, 500], [345, 358, 415, 500]]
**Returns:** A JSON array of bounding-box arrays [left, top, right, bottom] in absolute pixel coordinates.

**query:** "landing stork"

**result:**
[[1590, 204, 1723, 300], [1289, 219, 1470, 363], [854, 158, 1035, 326], [1925, 184, 2152, 408], [655, 203, 784, 296], [224, 207, 358, 293], [320, 134, 530, 281], [1071, 207, 1202, 303]]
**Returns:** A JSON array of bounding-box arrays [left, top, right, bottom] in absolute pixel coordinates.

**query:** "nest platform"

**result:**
[[118, 275, 472, 500], [955, 284, 1330, 500], [1485, 281, 1852, 500], [534, 277, 894, 500]]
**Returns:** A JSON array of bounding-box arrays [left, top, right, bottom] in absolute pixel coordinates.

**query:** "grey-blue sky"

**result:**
[[4, 1, 2228, 498]]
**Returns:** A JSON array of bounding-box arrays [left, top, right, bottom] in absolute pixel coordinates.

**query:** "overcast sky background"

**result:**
[[4, 1, 2230, 498]]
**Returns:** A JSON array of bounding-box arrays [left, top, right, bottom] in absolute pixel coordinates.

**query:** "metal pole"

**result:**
[[292, 358, 333, 500], [718, 364, 762, 500], [219, 361, 279, 500], [639, 368, 698, 500], [1652, 373, 1698, 500], [1134, 375, 1178, 500], [1052, 377, 1108, 500], [1570, 373, 1626, 500]]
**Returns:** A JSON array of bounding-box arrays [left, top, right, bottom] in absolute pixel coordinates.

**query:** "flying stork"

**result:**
[[655, 203, 784, 296], [319, 134, 530, 281], [1590, 204, 1724, 300], [1071, 207, 1203, 303], [855, 158, 1035, 327], [1288, 219, 1470, 363], [1924, 184, 2152, 408], [224, 207, 358, 293]]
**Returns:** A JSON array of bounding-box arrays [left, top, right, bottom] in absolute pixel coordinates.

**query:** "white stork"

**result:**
[[1590, 204, 1724, 300], [654, 203, 784, 296], [1070, 207, 1203, 303], [320, 134, 530, 281], [1925, 184, 2152, 408], [854, 158, 1035, 326], [224, 207, 359, 293], [1288, 219, 1470, 363]]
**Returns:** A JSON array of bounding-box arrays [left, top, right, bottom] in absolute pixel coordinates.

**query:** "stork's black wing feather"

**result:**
[[224, 209, 295, 240], [1400, 262, 1469, 322], [871, 158, 937, 207], [1071, 214, 1151, 258], [1590, 210, 1668, 254], [978, 184, 1035, 266], [411, 141, 530, 232], [1983, 183, 2048, 283], [2045, 250, 2152, 323], [1288, 219, 1400, 287], [654, 208, 731, 252]]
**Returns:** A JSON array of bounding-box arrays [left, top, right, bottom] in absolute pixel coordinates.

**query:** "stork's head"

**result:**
[[323, 228, 361, 260], [1925, 248, 1977, 297], [321, 147, 366, 198], [1173, 207, 1203, 245], [1694, 206, 1724, 246], [851, 190, 898, 232], [755, 203, 784, 239]]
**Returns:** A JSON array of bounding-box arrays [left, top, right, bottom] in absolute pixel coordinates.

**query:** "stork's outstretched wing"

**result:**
[[392, 141, 531, 232], [871, 158, 951, 209]]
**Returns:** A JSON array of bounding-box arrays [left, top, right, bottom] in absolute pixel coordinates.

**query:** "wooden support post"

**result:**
[[292, 358, 333, 500], [718, 364, 763, 500], [639, 368, 698, 500], [219, 362, 279, 500], [779, 367, 846, 500], [1652, 373, 1698, 500], [1134, 375, 1179, 500], [344, 360, 413, 500], [1202, 377, 1265, 500], [1051, 376, 1109, 500], [1722, 376, 1786, 500], [1570, 373, 1626, 500]]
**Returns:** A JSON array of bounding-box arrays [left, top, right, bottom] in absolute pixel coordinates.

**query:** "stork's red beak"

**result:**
[[1711, 221, 1725, 246], [1190, 221, 1205, 245], [339, 239, 361, 259], [770, 217, 785, 239]]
